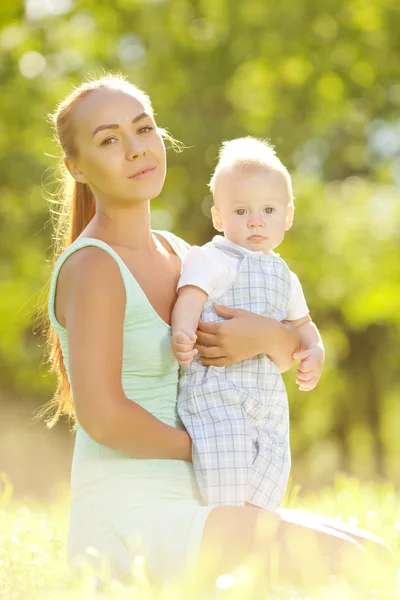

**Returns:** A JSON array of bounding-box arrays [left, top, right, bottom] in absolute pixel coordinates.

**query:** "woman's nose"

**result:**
[[126, 137, 146, 160]]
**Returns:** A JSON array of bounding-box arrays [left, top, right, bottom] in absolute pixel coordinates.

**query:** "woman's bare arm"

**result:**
[[195, 303, 299, 372], [58, 248, 191, 460]]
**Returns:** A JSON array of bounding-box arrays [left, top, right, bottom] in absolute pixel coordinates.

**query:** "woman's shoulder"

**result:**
[[60, 243, 119, 280], [52, 239, 125, 285], [48, 240, 125, 331], [153, 230, 191, 259], [49, 240, 131, 313]]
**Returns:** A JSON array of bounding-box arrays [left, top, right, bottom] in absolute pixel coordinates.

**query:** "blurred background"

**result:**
[[0, 0, 399, 500]]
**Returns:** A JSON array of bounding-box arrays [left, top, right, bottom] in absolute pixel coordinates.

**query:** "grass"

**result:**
[[0, 473, 399, 599]]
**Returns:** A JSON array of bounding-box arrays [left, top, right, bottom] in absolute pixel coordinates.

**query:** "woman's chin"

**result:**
[[128, 176, 165, 202], [116, 182, 164, 205]]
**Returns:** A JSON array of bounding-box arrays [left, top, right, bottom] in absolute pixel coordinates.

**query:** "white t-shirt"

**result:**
[[178, 236, 309, 321]]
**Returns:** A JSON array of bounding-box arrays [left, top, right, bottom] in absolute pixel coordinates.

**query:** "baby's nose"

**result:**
[[248, 215, 264, 227]]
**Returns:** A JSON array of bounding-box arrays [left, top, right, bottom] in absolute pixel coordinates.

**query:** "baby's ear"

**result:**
[[211, 206, 224, 232], [285, 205, 294, 231]]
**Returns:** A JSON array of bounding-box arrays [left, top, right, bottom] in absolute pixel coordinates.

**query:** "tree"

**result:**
[[0, 0, 399, 488]]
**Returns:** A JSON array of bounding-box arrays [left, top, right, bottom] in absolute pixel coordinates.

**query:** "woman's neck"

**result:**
[[85, 201, 158, 252]]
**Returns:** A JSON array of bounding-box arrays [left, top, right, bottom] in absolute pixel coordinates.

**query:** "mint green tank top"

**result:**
[[47, 231, 201, 504]]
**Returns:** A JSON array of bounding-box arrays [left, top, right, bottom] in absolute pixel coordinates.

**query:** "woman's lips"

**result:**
[[128, 166, 157, 180]]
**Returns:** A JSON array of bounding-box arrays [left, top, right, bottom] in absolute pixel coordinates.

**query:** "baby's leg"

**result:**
[[246, 427, 290, 510], [179, 382, 253, 506], [242, 362, 290, 509]]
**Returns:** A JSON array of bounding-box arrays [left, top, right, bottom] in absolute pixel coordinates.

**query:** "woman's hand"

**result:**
[[195, 303, 299, 371]]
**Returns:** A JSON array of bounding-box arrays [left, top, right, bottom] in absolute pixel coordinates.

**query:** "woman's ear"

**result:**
[[285, 205, 294, 231], [211, 206, 224, 232], [64, 156, 88, 183]]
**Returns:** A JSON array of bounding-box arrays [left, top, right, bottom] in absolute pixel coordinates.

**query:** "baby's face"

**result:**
[[212, 168, 293, 254]]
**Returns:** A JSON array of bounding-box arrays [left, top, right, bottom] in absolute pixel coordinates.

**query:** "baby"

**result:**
[[171, 137, 324, 509]]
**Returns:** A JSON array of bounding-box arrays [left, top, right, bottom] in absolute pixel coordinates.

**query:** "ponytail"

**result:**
[[38, 176, 96, 427], [69, 181, 96, 245]]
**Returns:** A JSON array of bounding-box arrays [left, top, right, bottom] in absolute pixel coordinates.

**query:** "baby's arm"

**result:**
[[172, 285, 208, 366], [285, 315, 325, 391]]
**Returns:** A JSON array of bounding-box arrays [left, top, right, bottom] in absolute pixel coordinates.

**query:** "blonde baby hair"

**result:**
[[208, 136, 294, 206]]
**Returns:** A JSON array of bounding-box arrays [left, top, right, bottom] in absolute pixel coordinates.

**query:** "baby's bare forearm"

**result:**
[[172, 285, 208, 335], [297, 320, 324, 354]]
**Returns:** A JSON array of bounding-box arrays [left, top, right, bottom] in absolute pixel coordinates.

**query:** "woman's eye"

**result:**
[[235, 209, 246, 215], [138, 125, 154, 134], [264, 207, 274, 214], [100, 137, 117, 146]]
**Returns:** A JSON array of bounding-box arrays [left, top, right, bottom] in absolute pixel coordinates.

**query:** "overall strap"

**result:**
[[207, 241, 247, 260]]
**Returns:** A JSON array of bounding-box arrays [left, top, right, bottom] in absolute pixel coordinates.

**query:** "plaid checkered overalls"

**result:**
[[177, 241, 292, 509]]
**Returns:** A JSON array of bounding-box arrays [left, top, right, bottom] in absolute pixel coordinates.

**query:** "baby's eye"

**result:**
[[235, 209, 246, 215], [264, 207, 274, 214], [100, 137, 117, 146]]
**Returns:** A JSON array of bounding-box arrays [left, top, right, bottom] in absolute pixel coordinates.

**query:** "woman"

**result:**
[[44, 73, 393, 590]]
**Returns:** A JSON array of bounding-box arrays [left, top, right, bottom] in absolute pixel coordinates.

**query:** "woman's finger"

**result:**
[[196, 345, 222, 359], [197, 320, 220, 334], [195, 331, 218, 346], [199, 357, 228, 367], [212, 303, 240, 319]]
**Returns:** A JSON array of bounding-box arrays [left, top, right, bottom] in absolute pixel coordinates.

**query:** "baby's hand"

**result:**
[[172, 330, 198, 366], [293, 347, 324, 392]]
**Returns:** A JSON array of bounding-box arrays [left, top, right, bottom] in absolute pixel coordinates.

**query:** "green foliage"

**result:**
[[0, 0, 399, 488]]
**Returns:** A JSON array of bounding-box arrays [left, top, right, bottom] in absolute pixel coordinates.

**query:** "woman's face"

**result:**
[[66, 88, 167, 206]]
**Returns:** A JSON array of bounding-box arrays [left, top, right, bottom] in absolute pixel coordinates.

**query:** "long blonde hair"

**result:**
[[41, 73, 179, 427]]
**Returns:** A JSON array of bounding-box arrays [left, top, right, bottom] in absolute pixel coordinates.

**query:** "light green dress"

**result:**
[[48, 232, 212, 581]]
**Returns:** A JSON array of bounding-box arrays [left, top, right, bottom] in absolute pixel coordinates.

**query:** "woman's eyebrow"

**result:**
[[92, 112, 150, 138]]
